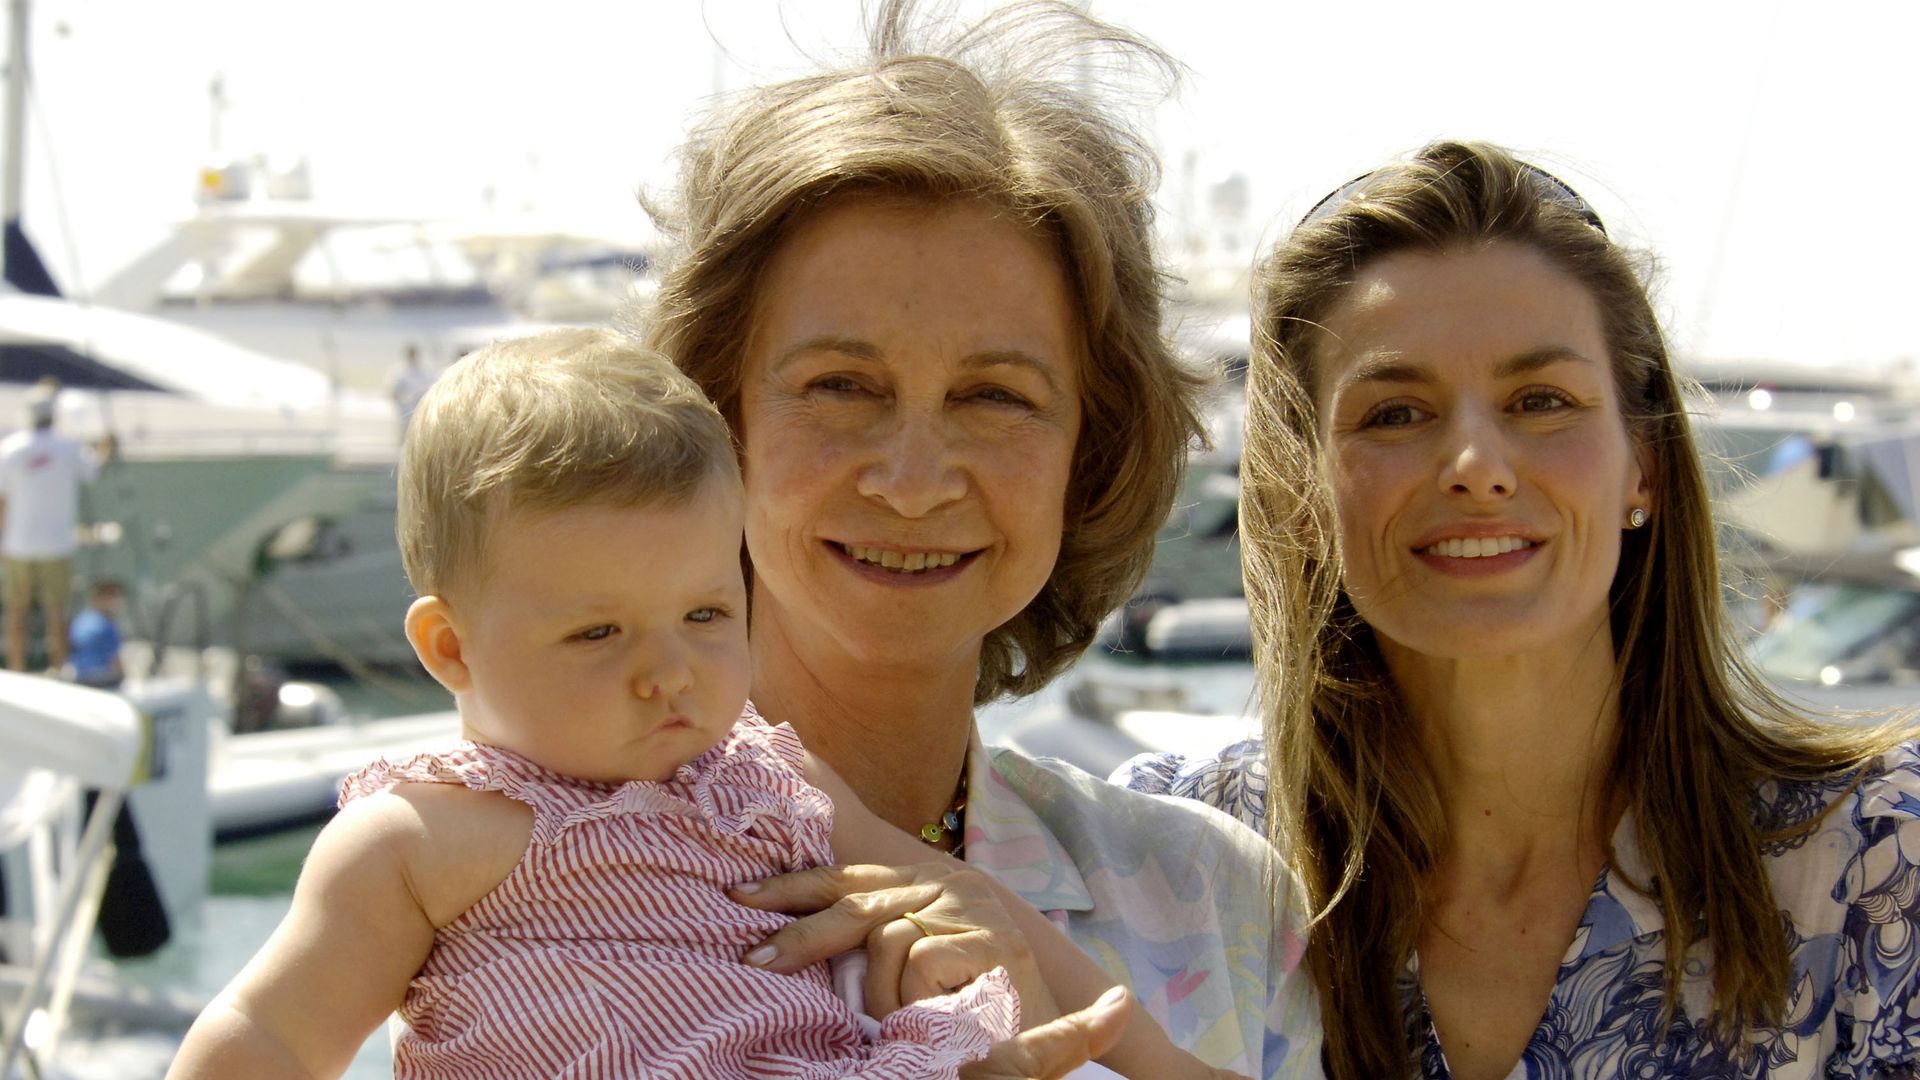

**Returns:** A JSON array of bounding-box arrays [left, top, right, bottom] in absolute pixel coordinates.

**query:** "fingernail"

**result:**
[[733, 880, 762, 895], [1094, 985, 1126, 1009], [744, 944, 777, 967]]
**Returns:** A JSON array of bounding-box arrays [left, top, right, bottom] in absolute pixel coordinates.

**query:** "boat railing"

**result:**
[[0, 675, 145, 1076], [147, 581, 211, 681], [108, 427, 397, 463]]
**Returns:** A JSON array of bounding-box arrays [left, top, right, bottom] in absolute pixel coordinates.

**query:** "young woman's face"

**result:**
[[736, 194, 1083, 674], [1311, 242, 1648, 662]]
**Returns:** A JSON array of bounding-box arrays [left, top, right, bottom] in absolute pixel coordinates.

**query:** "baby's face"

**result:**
[[450, 479, 750, 783]]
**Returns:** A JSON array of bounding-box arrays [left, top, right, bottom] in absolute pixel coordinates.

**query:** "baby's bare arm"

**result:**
[[168, 786, 529, 1079], [808, 752, 1246, 1080]]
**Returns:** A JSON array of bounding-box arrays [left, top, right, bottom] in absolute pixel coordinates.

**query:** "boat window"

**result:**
[[1749, 581, 1920, 683]]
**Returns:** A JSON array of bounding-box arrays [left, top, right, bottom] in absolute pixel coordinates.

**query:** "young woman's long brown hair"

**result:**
[[1241, 140, 1916, 1077]]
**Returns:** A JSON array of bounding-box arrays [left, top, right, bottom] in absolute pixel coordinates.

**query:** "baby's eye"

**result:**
[[573, 624, 618, 642]]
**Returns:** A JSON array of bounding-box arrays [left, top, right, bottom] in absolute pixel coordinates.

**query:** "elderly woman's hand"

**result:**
[[733, 862, 1060, 1025]]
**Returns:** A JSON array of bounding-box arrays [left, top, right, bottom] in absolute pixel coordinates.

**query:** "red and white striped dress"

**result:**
[[339, 708, 1018, 1079]]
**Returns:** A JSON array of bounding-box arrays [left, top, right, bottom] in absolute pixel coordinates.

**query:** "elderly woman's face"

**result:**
[[737, 194, 1082, 671], [1310, 242, 1648, 662]]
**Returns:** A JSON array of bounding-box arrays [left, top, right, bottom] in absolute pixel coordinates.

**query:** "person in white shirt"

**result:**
[[390, 344, 437, 434], [0, 381, 102, 671]]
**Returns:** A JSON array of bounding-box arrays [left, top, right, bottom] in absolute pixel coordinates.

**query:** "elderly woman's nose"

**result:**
[[1438, 410, 1516, 498], [855, 414, 968, 517]]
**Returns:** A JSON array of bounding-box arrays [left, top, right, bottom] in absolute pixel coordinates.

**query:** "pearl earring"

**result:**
[[1627, 508, 1648, 529]]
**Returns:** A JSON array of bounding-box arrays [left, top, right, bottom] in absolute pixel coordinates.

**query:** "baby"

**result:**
[[168, 328, 1022, 1079]]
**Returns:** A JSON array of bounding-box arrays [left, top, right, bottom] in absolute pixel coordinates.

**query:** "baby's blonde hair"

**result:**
[[397, 327, 736, 597]]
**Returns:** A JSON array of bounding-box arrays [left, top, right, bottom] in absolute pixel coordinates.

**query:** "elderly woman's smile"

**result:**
[[833, 543, 975, 575], [739, 193, 1083, 666]]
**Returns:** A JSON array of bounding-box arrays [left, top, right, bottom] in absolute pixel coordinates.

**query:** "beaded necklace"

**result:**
[[917, 762, 969, 856]]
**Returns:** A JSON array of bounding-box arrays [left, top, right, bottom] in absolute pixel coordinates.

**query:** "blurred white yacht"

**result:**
[[93, 156, 660, 392]]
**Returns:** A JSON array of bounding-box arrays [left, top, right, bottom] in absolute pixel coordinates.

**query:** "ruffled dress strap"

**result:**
[[339, 742, 621, 846], [856, 965, 1021, 1078], [338, 706, 832, 858]]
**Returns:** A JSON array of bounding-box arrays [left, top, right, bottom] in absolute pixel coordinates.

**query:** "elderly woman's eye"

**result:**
[[685, 607, 725, 624], [574, 624, 618, 642], [809, 375, 865, 395], [968, 385, 1033, 408]]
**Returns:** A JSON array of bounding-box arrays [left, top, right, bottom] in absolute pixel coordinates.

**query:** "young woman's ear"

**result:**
[[1628, 437, 1655, 522], [405, 596, 472, 694]]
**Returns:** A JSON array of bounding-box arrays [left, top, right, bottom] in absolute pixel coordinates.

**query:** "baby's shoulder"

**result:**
[[328, 781, 533, 928]]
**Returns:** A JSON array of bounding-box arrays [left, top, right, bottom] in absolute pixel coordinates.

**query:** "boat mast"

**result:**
[[3, 0, 26, 225], [3, 0, 59, 296]]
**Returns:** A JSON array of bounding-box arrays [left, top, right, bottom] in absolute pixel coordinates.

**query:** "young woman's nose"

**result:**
[[1437, 410, 1516, 499], [855, 412, 967, 518]]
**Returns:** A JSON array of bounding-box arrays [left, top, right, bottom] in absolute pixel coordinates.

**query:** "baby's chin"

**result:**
[[465, 721, 736, 786]]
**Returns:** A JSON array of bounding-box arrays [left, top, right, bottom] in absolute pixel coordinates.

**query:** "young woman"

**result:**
[[1126, 141, 1920, 1078]]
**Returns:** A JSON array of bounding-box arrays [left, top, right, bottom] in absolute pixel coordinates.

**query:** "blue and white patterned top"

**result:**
[[1116, 739, 1920, 1079]]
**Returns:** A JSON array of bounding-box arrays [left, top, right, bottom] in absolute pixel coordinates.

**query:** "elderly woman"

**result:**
[[1124, 140, 1920, 1078], [637, 3, 1318, 1078]]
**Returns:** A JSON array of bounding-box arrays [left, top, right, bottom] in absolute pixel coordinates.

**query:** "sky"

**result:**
[[8, 0, 1917, 368]]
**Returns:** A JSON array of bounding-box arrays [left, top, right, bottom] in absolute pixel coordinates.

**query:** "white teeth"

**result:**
[[1424, 536, 1532, 558], [842, 544, 964, 573]]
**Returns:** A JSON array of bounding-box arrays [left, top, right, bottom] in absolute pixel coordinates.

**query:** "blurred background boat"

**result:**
[[91, 152, 660, 394], [72, 146, 659, 671]]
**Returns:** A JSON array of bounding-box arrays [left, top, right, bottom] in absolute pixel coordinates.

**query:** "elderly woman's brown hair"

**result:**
[[1243, 139, 1917, 1077], [639, 0, 1208, 703]]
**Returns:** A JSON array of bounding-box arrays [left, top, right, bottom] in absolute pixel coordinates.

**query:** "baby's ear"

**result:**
[[405, 596, 471, 694]]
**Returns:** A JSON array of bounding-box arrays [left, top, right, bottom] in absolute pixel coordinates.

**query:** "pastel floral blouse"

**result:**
[[970, 733, 1324, 1079], [1118, 739, 1920, 1079]]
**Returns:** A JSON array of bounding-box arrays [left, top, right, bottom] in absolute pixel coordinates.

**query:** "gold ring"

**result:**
[[900, 910, 934, 938]]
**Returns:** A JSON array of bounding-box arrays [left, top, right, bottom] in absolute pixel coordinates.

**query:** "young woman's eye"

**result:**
[[1362, 402, 1428, 428], [1515, 389, 1575, 413], [573, 624, 618, 642]]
